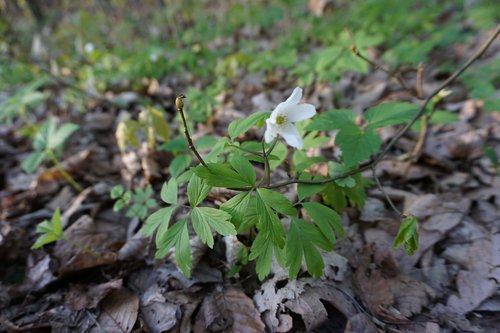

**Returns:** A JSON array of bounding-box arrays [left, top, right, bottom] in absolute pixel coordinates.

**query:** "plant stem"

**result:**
[[176, 95, 208, 167], [226, 143, 263, 157], [47, 150, 83, 192], [262, 141, 271, 186], [61, 235, 101, 258], [371, 167, 402, 217]]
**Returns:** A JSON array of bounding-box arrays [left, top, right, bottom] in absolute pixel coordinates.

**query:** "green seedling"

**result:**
[[22, 117, 82, 192], [111, 184, 158, 220], [32, 208, 100, 257]]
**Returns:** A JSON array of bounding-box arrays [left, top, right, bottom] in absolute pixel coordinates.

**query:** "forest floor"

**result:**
[[1, 3, 500, 333]]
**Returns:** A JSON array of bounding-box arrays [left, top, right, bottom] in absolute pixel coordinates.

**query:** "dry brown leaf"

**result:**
[[447, 270, 497, 315], [194, 287, 265, 333], [388, 274, 435, 317], [66, 279, 122, 311], [284, 284, 357, 331], [344, 313, 378, 333], [141, 284, 180, 333], [54, 215, 123, 275], [353, 266, 394, 317], [90, 288, 139, 333]]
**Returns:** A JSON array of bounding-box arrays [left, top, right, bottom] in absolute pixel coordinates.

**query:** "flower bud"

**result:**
[[175, 94, 186, 110]]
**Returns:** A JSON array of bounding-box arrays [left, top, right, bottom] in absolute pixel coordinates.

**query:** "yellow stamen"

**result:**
[[276, 114, 287, 126]]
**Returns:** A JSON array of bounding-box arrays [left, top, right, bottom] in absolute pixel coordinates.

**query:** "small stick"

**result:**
[[175, 94, 208, 167]]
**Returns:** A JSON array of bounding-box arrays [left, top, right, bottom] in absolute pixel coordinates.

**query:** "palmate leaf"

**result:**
[[256, 188, 296, 216], [191, 207, 236, 248], [286, 218, 332, 279], [302, 202, 344, 245], [305, 109, 357, 131], [48, 123, 79, 149], [194, 163, 253, 188], [365, 102, 419, 129], [335, 126, 381, 167], [154, 218, 192, 277], [187, 175, 212, 207], [219, 191, 252, 229]]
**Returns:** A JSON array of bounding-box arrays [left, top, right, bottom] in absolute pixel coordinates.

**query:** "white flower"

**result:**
[[264, 87, 316, 149]]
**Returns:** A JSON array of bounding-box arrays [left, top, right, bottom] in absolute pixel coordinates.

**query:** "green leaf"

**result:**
[[33, 118, 55, 151], [305, 109, 357, 131], [249, 233, 274, 280], [22, 151, 47, 173], [393, 215, 419, 255], [48, 123, 79, 149], [302, 202, 344, 245], [323, 183, 347, 212], [286, 218, 331, 279], [194, 163, 252, 188], [365, 102, 418, 129], [113, 199, 126, 212], [161, 179, 178, 205], [169, 154, 192, 178], [141, 206, 176, 238], [110, 185, 124, 199], [31, 208, 63, 249], [336, 126, 381, 167], [297, 173, 326, 201], [268, 141, 288, 169], [220, 191, 252, 229], [187, 175, 212, 207], [191, 207, 236, 248], [328, 162, 355, 188], [228, 112, 271, 140], [155, 219, 192, 276], [256, 188, 296, 216], [229, 154, 256, 185], [255, 191, 285, 248]]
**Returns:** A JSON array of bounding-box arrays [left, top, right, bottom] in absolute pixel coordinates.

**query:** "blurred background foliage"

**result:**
[[0, 0, 498, 123]]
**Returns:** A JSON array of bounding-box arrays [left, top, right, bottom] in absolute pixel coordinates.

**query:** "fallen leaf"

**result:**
[[194, 287, 265, 333], [66, 279, 122, 311], [90, 288, 139, 333], [53, 215, 123, 275]]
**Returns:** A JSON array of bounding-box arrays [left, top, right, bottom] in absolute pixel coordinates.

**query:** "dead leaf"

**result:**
[[66, 279, 122, 311], [284, 284, 357, 331], [141, 284, 181, 333], [359, 198, 388, 222], [90, 288, 139, 333], [446, 270, 497, 315], [344, 313, 378, 333], [194, 287, 265, 333], [54, 215, 123, 275]]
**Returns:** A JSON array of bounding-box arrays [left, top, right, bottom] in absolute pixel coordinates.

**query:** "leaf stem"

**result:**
[[61, 235, 101, 258], [47, 150, 83, 192], [176, 95, 208, 167], [371, 167, 402, 217]]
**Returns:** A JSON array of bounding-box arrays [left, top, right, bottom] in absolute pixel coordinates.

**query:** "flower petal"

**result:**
[[286, 87, 303, 105], [278, 123, 303, 149], [285, 103, 316, 122], [264, 119, 278, 143]]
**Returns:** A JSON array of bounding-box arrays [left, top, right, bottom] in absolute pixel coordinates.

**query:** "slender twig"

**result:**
[[253, 25, 500, 190], [176, 94, 208, 167], [416, 63, 425, 98], [345, 26, 420, 99], [47, 150, 83, 192], [265, 138, 278, 156], [372, 167, 403, 217], [261, 141, 271, 186]]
